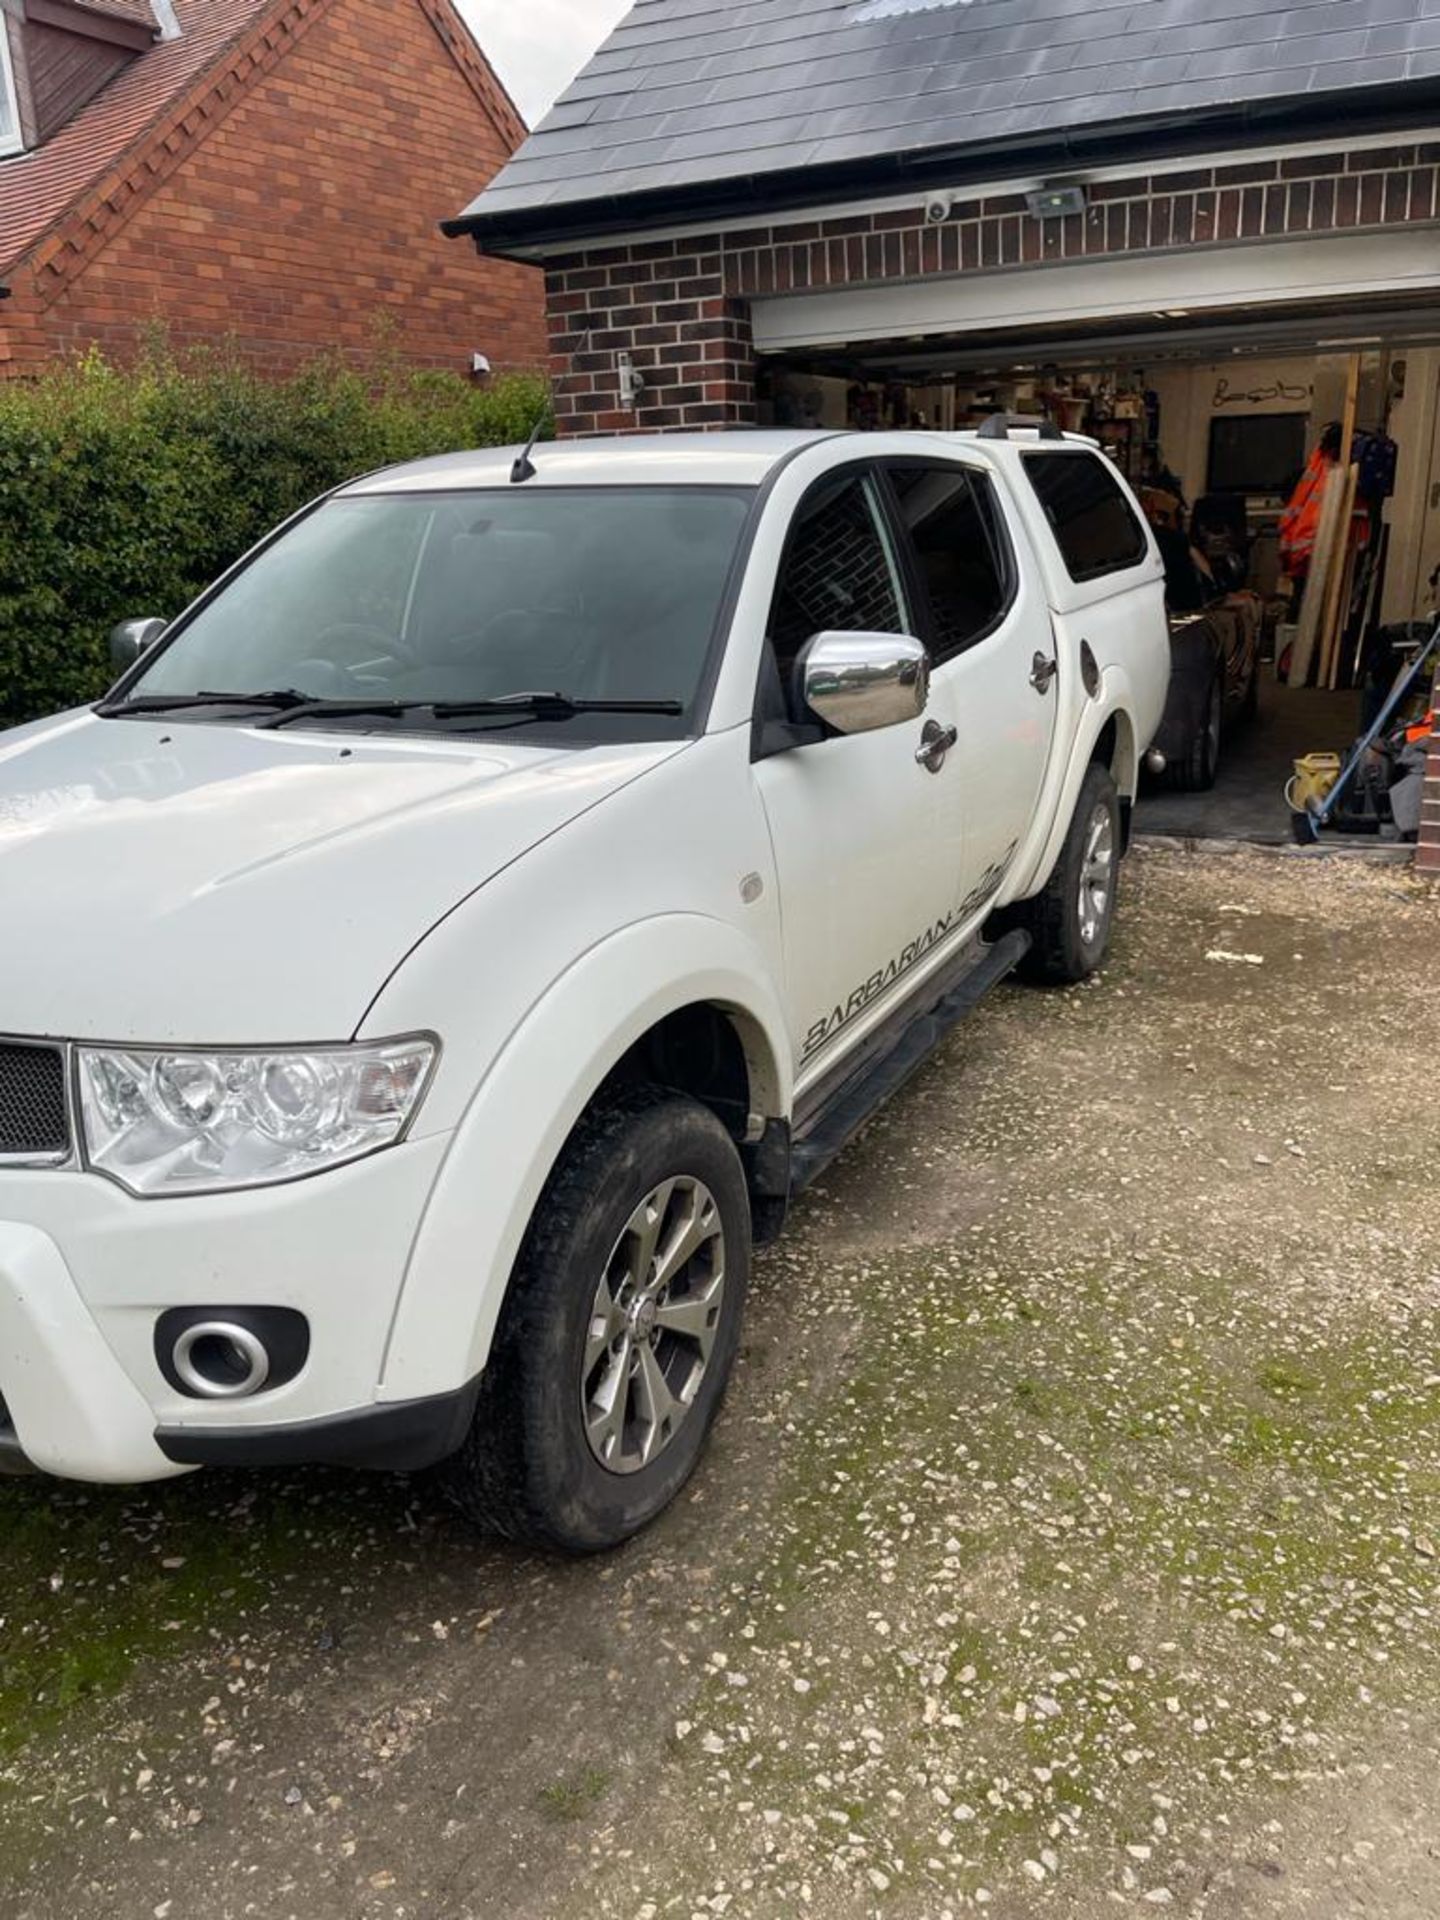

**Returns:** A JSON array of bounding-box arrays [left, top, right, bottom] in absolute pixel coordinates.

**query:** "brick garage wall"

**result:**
[[2, 0, 545, 376], [547, 240, 757, 438], [545, 143, 1440, 438]]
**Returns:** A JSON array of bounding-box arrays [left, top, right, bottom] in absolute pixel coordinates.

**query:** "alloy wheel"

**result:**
[[581, 1176, 727, 1475], [1077, 805, 1115, 948]]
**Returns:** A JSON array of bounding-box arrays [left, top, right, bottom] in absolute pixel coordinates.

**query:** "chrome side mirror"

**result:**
[[798, 630, 930, 736], [109, 617, 168, 673]]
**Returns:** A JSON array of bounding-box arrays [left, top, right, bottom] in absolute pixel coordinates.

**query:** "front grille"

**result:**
[[0, 1042, 69, 1157]]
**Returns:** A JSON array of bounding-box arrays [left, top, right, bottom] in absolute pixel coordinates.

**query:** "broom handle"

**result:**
[[1316, 620, 1440, 824]]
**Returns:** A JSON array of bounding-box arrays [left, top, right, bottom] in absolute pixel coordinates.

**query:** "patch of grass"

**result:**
[[537, 1767, 611, 1822], [1258, 1360, 1322, 1399], [0, 1468, 421, 1768]]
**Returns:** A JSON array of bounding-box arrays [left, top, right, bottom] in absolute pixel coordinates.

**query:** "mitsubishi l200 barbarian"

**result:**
[[0, 426, 1168, 1551]]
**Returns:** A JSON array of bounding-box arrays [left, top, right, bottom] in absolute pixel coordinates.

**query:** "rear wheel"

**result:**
[[1162, 670, 1222, 791], [440, 1090, 751, 1554], [1014, 763, 1121, 985]]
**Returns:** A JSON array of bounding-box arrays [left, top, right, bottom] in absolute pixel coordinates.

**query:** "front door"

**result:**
[[751, 468, 965, 1083]]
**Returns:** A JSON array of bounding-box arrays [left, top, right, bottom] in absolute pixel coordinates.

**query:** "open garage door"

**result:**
[[749, 231, 1440, 357], [753, 232, 1440, 847]]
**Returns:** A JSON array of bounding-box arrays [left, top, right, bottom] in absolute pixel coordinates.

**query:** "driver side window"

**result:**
[[767, 472, 911, 689]]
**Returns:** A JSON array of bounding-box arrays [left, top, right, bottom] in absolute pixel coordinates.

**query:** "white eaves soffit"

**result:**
[[748, 231, 1440, 353]]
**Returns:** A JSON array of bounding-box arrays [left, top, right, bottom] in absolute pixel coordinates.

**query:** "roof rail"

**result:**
[[976, 412, 1064, 441]]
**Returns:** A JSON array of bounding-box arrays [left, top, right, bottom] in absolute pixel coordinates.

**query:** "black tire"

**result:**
[[1014, 762, 1122, 985], [1161, 668, 1222, 791], [440, 1089, 751, 1555]]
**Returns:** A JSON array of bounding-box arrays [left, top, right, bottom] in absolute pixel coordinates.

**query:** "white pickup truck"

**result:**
[[0, 424, 1168, 1551]]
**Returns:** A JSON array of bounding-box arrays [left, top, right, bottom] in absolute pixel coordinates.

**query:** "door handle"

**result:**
[[916, 719, 958, 773], [1030, 652, 1058, 694]]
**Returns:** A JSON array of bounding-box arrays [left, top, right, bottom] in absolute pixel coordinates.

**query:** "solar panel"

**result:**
[[854, 0, 973, 18]]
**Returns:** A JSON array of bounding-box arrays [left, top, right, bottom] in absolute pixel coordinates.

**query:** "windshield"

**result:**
[[128, 487, 754, 738]]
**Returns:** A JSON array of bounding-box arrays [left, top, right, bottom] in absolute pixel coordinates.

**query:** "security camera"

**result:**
[[923, 194, 953, 226]]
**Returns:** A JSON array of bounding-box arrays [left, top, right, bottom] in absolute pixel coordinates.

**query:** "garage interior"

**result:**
[[757, 290, 1440, 847]]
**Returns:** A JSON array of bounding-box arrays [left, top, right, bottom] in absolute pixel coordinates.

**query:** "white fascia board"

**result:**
[[748, 230, 1440, 353], [510, 128, 1440, 262]]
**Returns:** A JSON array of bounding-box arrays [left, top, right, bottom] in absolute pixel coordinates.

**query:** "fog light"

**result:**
[[156, 1306, 309, 1400], [173, 1323, 270, 1399]]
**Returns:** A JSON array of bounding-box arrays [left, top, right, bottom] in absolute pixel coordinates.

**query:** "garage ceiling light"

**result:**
[[1025, 185, 1088, 220]]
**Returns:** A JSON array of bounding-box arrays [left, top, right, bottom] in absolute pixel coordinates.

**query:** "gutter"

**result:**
[[443, 78, 1440, 260]]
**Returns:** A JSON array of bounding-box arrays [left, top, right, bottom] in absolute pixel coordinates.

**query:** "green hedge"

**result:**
[[0, 348, 551, 727]]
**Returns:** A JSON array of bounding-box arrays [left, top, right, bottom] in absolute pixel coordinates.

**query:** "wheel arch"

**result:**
[[1009, 680, 1140, 901], [1090, 707, 1138, 797], [598, 999, 783, 1140], [378, 917, 792, 1404], [1089, 708, 1137, 850]]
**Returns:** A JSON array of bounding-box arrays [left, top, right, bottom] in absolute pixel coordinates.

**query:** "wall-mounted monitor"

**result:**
[[1207, 413, 1309, 496]]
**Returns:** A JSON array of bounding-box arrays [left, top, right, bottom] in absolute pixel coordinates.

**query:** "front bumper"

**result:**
[[0, 1223, 170, 1481], [0, 1133, 454, 1484]]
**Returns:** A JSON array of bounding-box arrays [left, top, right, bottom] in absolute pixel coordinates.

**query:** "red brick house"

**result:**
[[0, 0, 545, 376]]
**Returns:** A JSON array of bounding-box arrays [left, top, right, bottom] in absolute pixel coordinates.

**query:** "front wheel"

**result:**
[[440, 1090, 751, 1554], [1014, 763, 1122, 984]]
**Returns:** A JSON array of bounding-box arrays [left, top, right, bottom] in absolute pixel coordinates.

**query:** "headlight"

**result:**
[[76, 1037, 436, 1197]]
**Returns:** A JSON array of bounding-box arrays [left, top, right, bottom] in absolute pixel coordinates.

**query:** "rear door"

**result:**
[[884, 460, 1059, 920], [751, 465, 965, 1080]]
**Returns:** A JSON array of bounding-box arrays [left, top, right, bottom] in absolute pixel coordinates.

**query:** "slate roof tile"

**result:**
[[455, 0, 1440, 238]]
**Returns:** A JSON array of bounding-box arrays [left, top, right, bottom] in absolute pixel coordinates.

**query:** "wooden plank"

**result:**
[[1318, 463, 1359, 689], [1321, 356, 1364, 690], [1290, 462, 1346, 687], [1313, 357, 1367, 695], [1339, 352, 1361, 452]]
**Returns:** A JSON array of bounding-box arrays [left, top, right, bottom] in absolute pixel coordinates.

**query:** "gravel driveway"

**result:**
[[2, 845, 1437, 1920]]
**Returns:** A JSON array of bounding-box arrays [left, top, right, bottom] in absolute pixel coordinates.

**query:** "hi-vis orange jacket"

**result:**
[[1278, 448, 1333, 579]]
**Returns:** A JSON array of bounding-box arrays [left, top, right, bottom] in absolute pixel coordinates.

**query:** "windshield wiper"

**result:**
[[433, 692, 685, 719], [252, 699, 431, 730], [259, 692, 686, 730], [96, 689, 316, 718], [99, 688, 686, 729]]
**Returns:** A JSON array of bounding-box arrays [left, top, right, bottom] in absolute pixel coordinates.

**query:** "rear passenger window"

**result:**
[[1024, 451, 1148, 583], [890, 466, 1012, 662], [767, 472, 910, 682]]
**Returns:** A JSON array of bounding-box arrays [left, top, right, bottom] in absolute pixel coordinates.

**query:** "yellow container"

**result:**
[[1285, 752, 1342, 812]]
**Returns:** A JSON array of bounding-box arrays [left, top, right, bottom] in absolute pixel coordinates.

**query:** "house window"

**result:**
[[0, 19, 21, 157]]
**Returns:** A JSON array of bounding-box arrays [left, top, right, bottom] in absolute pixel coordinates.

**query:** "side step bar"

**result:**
[[790, 929, 1031, 1196]]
